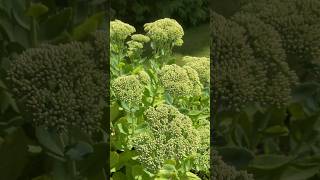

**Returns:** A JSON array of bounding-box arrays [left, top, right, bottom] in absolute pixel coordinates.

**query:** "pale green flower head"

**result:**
[[110, 19, 136, 41], [183, 56, 210, 84], [111, 75, 144, 105], [131, 34, 150, 43], [144, 18, 184, 47], [183, 65, 203, 96], [131, 104, 200, 172], [127, 40, 144, 58], [137, 70, 151, 85], [159, 64, 202, 97], [127, 40, 144, 49]]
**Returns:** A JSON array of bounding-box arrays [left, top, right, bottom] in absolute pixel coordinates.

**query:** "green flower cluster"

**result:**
[[127, 35, 149, 60], [131, 34, 150, 43], [110, 19, 136, 42], [110, 19, 136, 53], [7, 42, 105, 133], [211, 11, 297, 111], [111, 75, 144, 105], [130, 104, 207, 173], [159, 64, 202, 97], [183, 56, 210, 85], [240, 0, 320, 80], [144, 18, 184, 52], [211, 149, 254, 180]]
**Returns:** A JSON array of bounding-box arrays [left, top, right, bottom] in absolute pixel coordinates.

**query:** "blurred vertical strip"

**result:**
[[106, 0, 111, 178], [209, 1, 215, 179]]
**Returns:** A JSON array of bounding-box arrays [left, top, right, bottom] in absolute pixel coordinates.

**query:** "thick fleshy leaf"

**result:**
[[249, 155, 291, 170]]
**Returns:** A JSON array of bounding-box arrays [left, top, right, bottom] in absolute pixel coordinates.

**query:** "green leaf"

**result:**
[[116, 123, 127, 134], [110, 151, 119, 168], [288, 102, 306, 119], [0, 128, 30, 180], [12, 2, 30, 30], [185, 172, 201, 180], [112, 172, 126, 180], [78, 143, 107, 178], [156, 164, 178, 179], [65, 141, 94, 160], [32, 175, 52, 180], [164, 92, 173, 104], [52, 159, 68, 180], [280, 166, 320, 180], [263, 125, 289, 137], [131, 165, 150, 179], [26, 3, 48, 18], [39, 8, 72, 40], [250, 155, 291, 170], [110, 102, 121, 122], [27, 145, 42, 154], [217, 146, 254, 169], [72, 11, 105, 40], [35, 127, 64, 156], [134, 122, 148, 134]]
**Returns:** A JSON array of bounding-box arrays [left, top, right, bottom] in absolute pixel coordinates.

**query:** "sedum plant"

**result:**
[[7, 42, 105, 134], [211, 0, 320, 180], [110, 18, 210, 179], [211, 11, 297, 112], [5, 34, 108, 179]]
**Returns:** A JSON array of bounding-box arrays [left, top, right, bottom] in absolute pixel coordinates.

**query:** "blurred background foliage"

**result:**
[[111, 0, 210, 59], [0, 0, 108, 179], [110, 0, 209, 27], [211, 0, 320, 179]]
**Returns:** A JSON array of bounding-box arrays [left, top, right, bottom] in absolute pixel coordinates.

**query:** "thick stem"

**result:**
[[31, 17, 37, 47], [68, 131, 78, 179]]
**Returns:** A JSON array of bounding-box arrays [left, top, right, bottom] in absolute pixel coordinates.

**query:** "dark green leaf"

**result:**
[[35, 127, 64, 156], [250, 155, 291, 170], [78, 143, 107, 177], [27, 145, 42, 154], [39, 8, 72, 40], [72, 11, 104, 40], [280, 166, 320, 180], [217, 146, 254, 169], [65, 141, 94, 160], [110, 151, 119, 168], [263, 125, 289, 137], [26, 3, 48, 18]]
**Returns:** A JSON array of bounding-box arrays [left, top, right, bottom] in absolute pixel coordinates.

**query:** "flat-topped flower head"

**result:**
[[183, 65, 203, 96], [159, 64, 202, 97], [144, 18, 184, 47], [131, 34, 150, 43], [110, 19, 136, 41], [7, 42, 105, 134], [111, 75, 144, 105], [130, 104, 200, 172], [183, 56, 210, 85]]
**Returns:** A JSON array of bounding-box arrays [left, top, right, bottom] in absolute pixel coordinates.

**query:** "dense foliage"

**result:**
[[0, 0, 108, 179], [211, 0, 320, 179], [111, 0, 209, 27], [110, 18, 210, 179]]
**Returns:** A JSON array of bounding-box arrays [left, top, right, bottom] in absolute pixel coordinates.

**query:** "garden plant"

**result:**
[[211, 0, 320, 179], [109, 18, 210, 179], [0, 0, 109, 179]]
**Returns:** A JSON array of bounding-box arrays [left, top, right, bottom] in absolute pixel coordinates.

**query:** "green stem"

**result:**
[[31, 17, 37, 47], [68, 131, 78, 179]]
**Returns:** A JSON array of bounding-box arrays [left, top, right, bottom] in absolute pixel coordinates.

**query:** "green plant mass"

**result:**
[[110, 18, 210, 179], [0, 0, 109, 179], [211, 0, 320, 179]]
